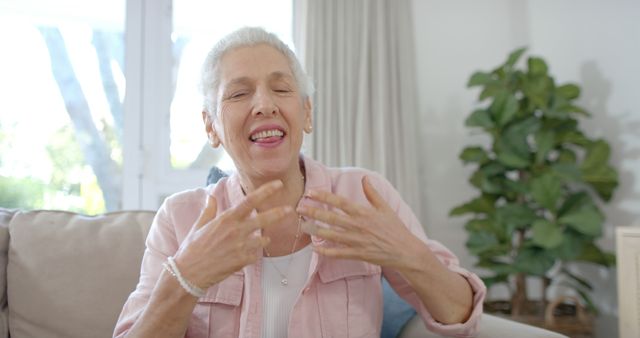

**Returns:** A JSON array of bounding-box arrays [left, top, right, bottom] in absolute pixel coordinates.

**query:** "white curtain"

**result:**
[[293, 0, 422, 218]]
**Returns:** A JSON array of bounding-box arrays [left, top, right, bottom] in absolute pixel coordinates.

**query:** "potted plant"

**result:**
[[450, 47, 618, 331]]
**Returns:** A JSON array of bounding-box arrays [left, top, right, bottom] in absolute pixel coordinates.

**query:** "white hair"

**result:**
[[199, 27, 314, 118]]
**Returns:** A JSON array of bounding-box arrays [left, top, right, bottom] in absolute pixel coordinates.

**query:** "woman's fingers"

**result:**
[[313, 245, 361, 260], [244, 206, 293, 234], [362, 176, 391, 211], [227, 180, 284, 219], [305, 189, 366, 215], [194, 195, 217, 230], [297, 205, 358, 231], [315, 227, 362, 245]]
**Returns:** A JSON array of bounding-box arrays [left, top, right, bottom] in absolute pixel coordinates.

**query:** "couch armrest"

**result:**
[[398, 313, 568, 338]]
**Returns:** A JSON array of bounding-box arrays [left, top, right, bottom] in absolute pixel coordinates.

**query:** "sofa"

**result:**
[[0, 207, 567, 338]]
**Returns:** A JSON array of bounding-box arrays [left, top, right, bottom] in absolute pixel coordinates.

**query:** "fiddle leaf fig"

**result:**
[[468, 71, 495, 87], [450, 195, 496, 216], [556, 83, 581, 100], [528, 57, 548, 76], [490, 92, 519, 126], [514, 246, 556, 276], [452, 47, 618, 314], [465, 109, 494, 129], [460, 146, 489, 164], [534, 129, 555, 164], [558, 207, 603, 237], [532, 220, 563, 249], [505, 47, 527, 68], [531, 174, 562, 212]]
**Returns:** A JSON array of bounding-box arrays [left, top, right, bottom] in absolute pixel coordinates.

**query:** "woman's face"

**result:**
[[207, 44, 311, 179]]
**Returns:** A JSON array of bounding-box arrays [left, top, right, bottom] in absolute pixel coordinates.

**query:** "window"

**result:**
[[0, 0, 293, 212], [0, 0, 125, 213]]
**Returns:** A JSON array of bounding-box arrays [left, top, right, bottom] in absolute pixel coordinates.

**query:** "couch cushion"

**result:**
[[7, 210, 155, 338]]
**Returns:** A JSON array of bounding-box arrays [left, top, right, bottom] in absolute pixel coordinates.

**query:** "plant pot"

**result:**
[[485, 296, 593, 338]]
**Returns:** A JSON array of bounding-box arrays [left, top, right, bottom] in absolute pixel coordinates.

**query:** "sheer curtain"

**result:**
[[293, 0, 422, 217]]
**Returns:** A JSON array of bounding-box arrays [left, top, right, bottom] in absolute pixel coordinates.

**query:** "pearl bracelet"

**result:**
[[163, 256, 206, 298]]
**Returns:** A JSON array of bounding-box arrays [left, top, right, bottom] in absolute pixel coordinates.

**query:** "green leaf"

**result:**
[[470, 170, 503, 194], [502, 178, 529, 194], [464, 218, 493, 232], [544, 95, 571, 119], [534, 130, 555, 164], [556, 83, 580, 100], [514, 246, 556, 276], [505, 47, 527, 68], [557, 192, 593, 217], [551, 163, 582, 183], [490, 93, 519, 126], [496, 142, 530, 168], [532, 219, 563, 249], [575, 288, 599, 315], [494, 117, 539, 168], [561, 130, 591, 146], [505, 117, 540, 147], [577, 243, 615, 266], [581, 140, 611, 171], [580, 140, 618, 201], [450, 195, 496, 216], [557, 149, 577, 164], [561, 268, 593, 291], [586, 176, 618, 202], [477, 258, 516, 275], [531, 173, 562, 212], [558, 207, 603, 237], [528, 57, 548, 76], [523, 75, 553, 108], [481, 274, 509, 289], [549, 228, 586, 260], [465, 109, 494, 129], [468, 71, 495, 87], [479, 84, 504, 101], [460, 146, 489, 164], [496, 204, 537, 233], [566, 105, 591, 116], [480, 162, 507, 176], [466, 231, 499, 255]]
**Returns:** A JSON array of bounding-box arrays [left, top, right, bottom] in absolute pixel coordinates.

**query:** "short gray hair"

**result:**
[[200, 27, 314, 118]]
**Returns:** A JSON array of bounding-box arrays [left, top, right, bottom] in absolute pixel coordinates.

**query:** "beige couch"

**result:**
[[0, 208, 567, 338]]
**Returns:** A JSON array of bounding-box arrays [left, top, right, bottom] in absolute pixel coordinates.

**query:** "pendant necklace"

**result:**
[[263, 214, 303, 286], [240, 173, 305, 287]]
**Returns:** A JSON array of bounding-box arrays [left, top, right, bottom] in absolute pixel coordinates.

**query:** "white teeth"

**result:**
[[250, 129, 284, 141]]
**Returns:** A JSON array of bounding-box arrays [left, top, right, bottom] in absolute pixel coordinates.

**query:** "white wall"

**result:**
[[412, 0, 640, 336]]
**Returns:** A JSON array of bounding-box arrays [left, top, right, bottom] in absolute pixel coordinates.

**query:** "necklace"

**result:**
[[239, 171, 306, 287], [263, 214, 303, 286]]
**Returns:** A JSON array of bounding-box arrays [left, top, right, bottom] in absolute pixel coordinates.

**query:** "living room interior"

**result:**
[[0, 0, 638, 337]]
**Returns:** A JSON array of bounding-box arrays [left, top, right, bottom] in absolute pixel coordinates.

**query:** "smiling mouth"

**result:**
[[249, 129, 285, 142]]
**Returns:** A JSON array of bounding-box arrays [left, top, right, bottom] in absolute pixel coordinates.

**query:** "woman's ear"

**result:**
[[303, 97, 313, 134], [202, 111, 221, 147]]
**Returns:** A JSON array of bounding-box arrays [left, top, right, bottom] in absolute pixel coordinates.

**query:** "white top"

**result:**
[[261, 244, 313, 338]]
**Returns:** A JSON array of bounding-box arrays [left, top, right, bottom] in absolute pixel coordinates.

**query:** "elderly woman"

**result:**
[[114, 27, 486, 338]]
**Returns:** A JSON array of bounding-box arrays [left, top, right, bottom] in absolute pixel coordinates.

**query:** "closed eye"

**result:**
[[229, 92, 247, 99]]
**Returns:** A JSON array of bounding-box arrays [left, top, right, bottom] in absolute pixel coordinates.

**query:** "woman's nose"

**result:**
[[252, 88, 278, 116]]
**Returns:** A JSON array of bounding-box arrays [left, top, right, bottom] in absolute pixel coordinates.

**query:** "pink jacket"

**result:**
[[114, 156, 486, 338]]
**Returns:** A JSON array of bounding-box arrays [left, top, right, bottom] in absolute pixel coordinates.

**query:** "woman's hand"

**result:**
[[174, 180, 293, 291], [297, 176, 428, 271], [298, 176, 474, 324]]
